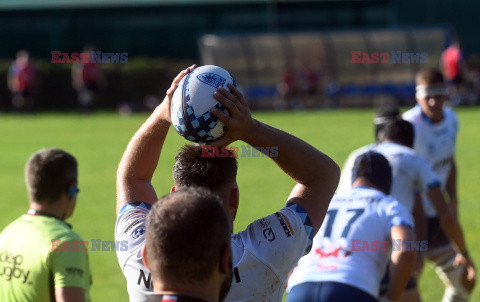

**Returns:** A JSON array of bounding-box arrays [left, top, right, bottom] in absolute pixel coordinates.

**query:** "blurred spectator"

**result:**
[[441, 41, 478, 105], [441, 41, 464, 87], [275, 66, 301, 110], [7, 50, 39, 113], [72, 46, 105, 113], [302, 66, 320, 96]]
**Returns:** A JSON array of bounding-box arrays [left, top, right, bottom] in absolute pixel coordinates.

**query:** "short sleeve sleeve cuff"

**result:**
[[286, 203, 314, 253]]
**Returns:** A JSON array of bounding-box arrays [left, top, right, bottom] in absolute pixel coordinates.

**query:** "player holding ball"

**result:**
[[115, 65, 340, 302]]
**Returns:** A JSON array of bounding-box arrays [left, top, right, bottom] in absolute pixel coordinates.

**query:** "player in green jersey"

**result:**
[[0, 148, 91, 302]]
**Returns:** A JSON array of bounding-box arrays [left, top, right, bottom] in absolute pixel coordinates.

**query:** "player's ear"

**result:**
[[220, 244, 232, 275], [141, 245, 150, 270], [171, 186, 176, 192]]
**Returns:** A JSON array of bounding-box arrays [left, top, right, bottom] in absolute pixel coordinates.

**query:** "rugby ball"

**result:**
[[170, 65, 236, 143]]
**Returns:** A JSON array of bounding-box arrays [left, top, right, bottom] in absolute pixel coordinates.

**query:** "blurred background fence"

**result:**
[[0, 0, 479, 111], [199, 27, 449, 109]]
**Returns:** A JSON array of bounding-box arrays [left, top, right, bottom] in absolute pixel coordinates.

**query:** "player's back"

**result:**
[[116, 202, 313, 302], [374, 142, 440, 212], [288, 187, 413, 299], [0, 214, 91, 302]]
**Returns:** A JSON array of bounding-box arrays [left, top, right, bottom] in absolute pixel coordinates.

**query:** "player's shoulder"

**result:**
[[233, 203, 313, 253], [375, 141, 408, 153], [350, 144, 375, 158], [443, 107, 459, 124], [23, 214, 82, 242], [115, 202, 150, 244], [337, 186, 390, 203], [118, 201, 152, 216], [402, 106, 422, 123]]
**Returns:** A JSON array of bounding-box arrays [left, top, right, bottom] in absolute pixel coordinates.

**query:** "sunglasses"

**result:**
[[68, 187, 80, 197]]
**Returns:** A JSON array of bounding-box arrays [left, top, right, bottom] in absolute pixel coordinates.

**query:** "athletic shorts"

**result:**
[[427, 217, 451, 249], [379, 266, 417, 296], [287, 281, 377, 302]]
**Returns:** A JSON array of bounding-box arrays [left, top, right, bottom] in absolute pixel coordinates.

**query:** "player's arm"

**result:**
[[385, 225, 416, 301], [446, 159, 458, 217], [55, 287, 86, 302], [116, 65, 196, 215], [411, 193, 426, 242], [211, 84, 340, 233], [411, 193, 426, 274], [427, 186, 470, 259]]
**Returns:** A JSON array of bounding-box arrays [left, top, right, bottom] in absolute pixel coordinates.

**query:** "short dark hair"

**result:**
[[374, 106, 401, 141], [416, 68, 444, 86], [173, 144, 238, 192], [145, 186, 230, 284], [352, 151, 392, 194], [378, 119, 415, 148], [25, 148, 78, 204]]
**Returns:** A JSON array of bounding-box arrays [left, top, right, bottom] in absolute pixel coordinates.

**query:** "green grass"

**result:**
[[0, 108, 479, 301]]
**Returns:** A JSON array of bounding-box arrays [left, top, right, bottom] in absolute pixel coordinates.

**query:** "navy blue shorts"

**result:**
[[287, 281, 378, 302]]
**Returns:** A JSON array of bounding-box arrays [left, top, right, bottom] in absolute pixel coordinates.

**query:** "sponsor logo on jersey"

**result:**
[[275, 212, 295, 237], [315, 246, 351, 259], [263, 228, 275, 242], [0, 251, 31, 284], [137, 269, 153, 288], [433, 156, 453, 171], [132, 226, 145, 239], [124, 218, 143, 235]]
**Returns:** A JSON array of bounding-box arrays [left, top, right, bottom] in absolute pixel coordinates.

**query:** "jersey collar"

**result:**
[[26, 209, 72, 229], [147, 294, 209, 302]]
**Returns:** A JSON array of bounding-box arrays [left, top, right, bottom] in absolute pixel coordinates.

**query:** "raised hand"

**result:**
[[211, 83, 255, 146]]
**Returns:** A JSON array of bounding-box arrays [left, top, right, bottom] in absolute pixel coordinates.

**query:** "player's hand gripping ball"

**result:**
[[170, 65, 236, 143]]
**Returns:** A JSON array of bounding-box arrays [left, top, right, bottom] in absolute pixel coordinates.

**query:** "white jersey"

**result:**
[[115, 202, 313, 302], [287, 187, 414, 299], [374, 142, 440, 212], [337, 144, 375, 193], [403, 106, 458, 217]]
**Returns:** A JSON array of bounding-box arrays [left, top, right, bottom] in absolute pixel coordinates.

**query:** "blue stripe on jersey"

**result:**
[[427, 180, 441, 188], [389, 216, 414, 230], [118, 201, 152, 215], [286, 203, 314, 253]]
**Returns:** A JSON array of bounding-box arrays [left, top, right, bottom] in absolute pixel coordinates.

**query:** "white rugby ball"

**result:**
[[170, 65, 236, 143]]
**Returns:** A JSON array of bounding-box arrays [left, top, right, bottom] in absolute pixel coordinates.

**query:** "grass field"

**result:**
[[0, 108, 479, 301]]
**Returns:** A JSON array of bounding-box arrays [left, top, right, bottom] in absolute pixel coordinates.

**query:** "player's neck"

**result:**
[[28, 200, 68, 220], [153, 281, 218, 302], [353, 178, 388, 194], [421, 109, 444, 124]]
